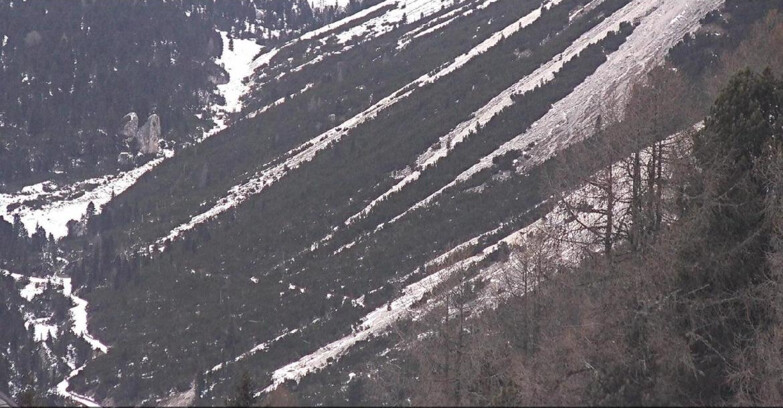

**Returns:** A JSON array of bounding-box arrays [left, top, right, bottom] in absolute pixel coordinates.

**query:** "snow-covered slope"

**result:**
[[155, 0, 561, 247], [393, 0, 723, 219], [261, 123, 702, 391], [203, 32, 263, 141], [234, 0, 723, 393], [0, 24, 263, 240], [46, 0, 735, 404], [0, 150, 173, 240]]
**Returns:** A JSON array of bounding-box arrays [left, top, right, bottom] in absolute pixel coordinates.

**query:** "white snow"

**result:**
[[19, 276, 47, 301], [259, 0, 721, 389], [57, 365, 101, 408], [216, 32, 263, 114], [0, 149, 173, 240], [307, 0, 351, 9], [262, 128, 689, 389], [156, 0, 564, 247], [29, 317, 58, 342], [383, 0, 724, 226], [261, 214, 527, 392], [201, 32, 263, 141], [3, 269, 106, 404], [345, 0, 564, 227], [207, 329, 299, 374]]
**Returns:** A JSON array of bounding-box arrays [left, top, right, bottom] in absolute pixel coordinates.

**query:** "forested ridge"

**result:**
[[0, 0, 375, 186]]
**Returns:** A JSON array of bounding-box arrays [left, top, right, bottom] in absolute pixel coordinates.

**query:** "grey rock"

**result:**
[[120, 112, 139, 139], [136, 114, 161, 155]]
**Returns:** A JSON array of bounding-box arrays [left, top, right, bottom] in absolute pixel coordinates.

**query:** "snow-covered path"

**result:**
[[2, 269, 107, 406]]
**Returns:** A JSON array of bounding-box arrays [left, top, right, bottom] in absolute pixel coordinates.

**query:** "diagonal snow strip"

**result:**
[[383, 0, 723, 228], [344, 0, 632, 227], [253, 0, 473, 87], [207, 329, 298, 374], [261, 203, 544, 393], [155, 0, 564, 247], [262, 123, 702, 392], [301, 0, 398, 41]]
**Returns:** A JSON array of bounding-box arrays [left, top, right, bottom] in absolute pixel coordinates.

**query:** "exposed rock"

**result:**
[[208, 64, 229, 85], [118, 152, 134, 168], [136, 114, 161, 155], [120, 112, 139, 139]]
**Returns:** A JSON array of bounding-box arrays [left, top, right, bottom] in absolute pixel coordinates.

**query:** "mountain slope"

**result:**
[[42, 0, 733, 405]]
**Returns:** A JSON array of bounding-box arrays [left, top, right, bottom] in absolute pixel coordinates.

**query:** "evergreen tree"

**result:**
[[227, 371, 256, 407]]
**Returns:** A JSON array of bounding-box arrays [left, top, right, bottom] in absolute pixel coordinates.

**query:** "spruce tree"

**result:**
[[227, 371, 256, 407]]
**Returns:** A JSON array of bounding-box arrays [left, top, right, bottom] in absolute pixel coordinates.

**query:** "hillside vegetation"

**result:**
[[350, 10, 783, 406], [4, 0, 783, 406]]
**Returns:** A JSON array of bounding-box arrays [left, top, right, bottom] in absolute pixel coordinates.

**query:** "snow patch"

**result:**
[[0, 150, 173, 240]]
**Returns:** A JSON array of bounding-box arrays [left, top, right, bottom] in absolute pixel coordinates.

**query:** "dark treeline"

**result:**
[[0, 0, 380, 186]]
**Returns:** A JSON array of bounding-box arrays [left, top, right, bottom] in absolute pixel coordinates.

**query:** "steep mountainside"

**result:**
[[2, 0, 782, 406], [69, 0, 729, 404]]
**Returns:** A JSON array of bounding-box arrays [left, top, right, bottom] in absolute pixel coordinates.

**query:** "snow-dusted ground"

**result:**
[[0, 150, 173, 240], [201, 32, 263, 141], [256, 0, 720, 390], [261, 123, 701, 392], [247, 0, 488, 102], [0, 29, 261, 241], [261, 203, 543, 392], [207, 329, 299, 375], [391, 0, 724, 221], [2, 268, 107, 406], [155, 0, 566, 247], [2, 270, 108, 353], [345, 0, 575, 227], [307, 0, 352, 9]]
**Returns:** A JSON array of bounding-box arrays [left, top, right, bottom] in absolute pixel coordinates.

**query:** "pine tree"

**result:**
[[227, 371, 256, 407]]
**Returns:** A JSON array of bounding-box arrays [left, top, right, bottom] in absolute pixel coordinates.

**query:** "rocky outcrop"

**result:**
[[121, 112, 160, 155], [120, 112, 139, 139], [137, 114, 161, 155]]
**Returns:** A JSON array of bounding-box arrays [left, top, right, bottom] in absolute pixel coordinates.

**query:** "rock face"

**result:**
[[135, 114, 161, 155], [119, 112, 160, 156], [120, 112, 139, 139]]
